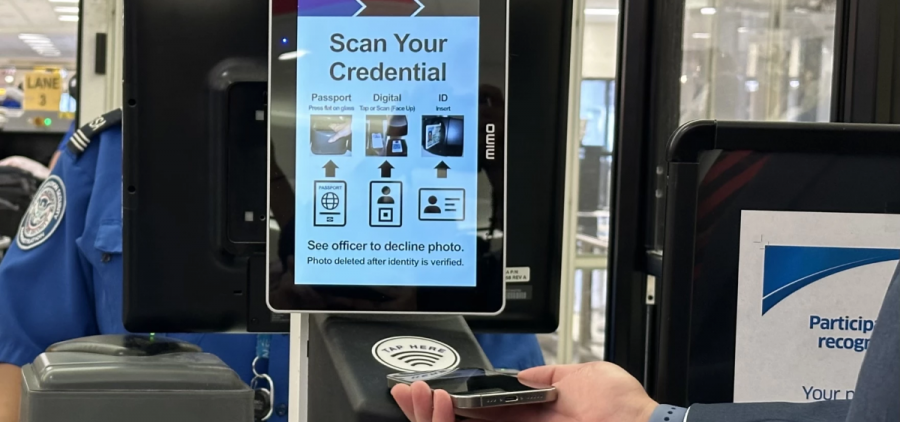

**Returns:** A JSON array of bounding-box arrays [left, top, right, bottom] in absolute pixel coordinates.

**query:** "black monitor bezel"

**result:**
[[655, 120, 900, 405], [121, 0, 568, 333], [267, 0, 510, 314]]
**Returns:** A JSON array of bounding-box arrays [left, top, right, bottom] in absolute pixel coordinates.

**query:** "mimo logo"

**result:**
[[372, 336, 460, 372]]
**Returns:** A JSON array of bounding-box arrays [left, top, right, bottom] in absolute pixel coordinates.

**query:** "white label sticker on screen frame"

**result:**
[[505, 267, 531, 283]]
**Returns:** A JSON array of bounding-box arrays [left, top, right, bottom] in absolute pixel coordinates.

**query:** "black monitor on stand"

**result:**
[[123, 0, 572, 420], [123, 0, 572, 335]]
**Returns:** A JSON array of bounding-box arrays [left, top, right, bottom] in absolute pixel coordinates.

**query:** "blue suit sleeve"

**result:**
[[845, 266, 900, 421], [0, 147, 100, 366], [687, 401, 849, 422]]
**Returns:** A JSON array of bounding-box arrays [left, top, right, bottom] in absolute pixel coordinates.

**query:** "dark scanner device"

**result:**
[[383, 115, 408, 156]]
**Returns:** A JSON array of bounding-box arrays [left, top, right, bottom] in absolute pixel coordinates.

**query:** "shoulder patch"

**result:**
[[17, 175, 67, 251], [66, 108, 122, 157]]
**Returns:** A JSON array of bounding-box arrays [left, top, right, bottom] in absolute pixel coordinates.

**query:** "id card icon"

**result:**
[[418, 188, 465, 221], [314, 181, 347, 226]]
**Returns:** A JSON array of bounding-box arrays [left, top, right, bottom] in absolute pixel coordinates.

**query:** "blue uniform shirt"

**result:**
[[0, 114, 543, 421]]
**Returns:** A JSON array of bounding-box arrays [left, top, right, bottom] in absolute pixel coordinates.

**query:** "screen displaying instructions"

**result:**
[[294, 0, 480, 287]]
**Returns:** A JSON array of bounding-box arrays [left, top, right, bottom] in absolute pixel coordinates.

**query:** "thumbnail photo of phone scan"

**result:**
[[310, 115, 353, 156], [366, 115, 409, 157], [422, 115, 464, 157]]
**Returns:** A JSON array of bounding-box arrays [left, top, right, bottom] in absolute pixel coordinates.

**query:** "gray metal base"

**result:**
[[19, 335, 252, 422]]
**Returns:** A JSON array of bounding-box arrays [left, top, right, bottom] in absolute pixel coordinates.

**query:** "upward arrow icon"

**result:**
[[379, 161, 394, 178], [435, 161, 450, 178], [323, 160, 338, 178]]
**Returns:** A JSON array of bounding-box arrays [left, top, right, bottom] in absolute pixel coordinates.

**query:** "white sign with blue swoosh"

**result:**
[[734, 211, 900, 403]]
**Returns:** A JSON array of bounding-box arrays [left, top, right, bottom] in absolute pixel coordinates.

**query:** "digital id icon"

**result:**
[[370, 181, 402, 227], [418, 188, 465, 222], [314, 181, 347, 227]]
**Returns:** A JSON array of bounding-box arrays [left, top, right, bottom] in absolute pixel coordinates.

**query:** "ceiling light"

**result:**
[[738, 27, 749, 33], [692, 33, 711, 39], [584, 8, 619, 16], [54, 7, 79, 13], [700, 7, 717, 15], [745, 80, 759, 92], [790, 80, 800, 88], [49, 0, 79, 3], [58, 15, 79, 22], [680, 75, 688, 84], [18, 34, 49, 40], [4, 75, 14, 84], [25, 39, 54, 45]]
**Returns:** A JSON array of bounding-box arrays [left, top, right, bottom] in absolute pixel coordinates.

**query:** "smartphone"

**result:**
[[386, 368, 558, 409], [371, 133, 384, 149]]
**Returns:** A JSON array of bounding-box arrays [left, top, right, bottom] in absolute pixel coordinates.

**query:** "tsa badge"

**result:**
[[17, 175, 66, 250]]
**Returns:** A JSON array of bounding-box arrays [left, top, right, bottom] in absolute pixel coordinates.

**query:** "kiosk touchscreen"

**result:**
[[269, 0, 509, 314]]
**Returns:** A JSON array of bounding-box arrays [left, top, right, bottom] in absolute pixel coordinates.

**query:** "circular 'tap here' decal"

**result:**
[[372, 336, 460, 372]]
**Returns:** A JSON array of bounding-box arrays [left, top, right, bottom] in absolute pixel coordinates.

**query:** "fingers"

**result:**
[[517, 364, 583, 386], [455, 404, 553, 422], [393, 383, 555, 422], [411, 381, 435, 422], [391, 384, 417, 422], [392, 383, 459, 422], [432, 389, 458, 422]]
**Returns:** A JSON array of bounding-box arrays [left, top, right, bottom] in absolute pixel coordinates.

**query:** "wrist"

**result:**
[[637, 400, 660, 422]]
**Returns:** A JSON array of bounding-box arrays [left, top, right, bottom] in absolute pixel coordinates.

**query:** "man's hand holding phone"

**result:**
[[391, 362, 658, 422]]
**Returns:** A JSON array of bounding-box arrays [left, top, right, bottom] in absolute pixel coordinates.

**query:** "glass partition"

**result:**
[[681, 0, 837, 123]]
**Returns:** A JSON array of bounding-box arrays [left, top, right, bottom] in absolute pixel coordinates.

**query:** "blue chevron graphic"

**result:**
[[762, 245, 900, 315]]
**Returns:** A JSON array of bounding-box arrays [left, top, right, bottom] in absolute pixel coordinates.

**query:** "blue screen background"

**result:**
[[294, 16, 480, 287]]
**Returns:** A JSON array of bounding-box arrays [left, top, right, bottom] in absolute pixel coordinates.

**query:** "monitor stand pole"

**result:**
[[288, 314, 310, 422], [288, 314, 493, 422]]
